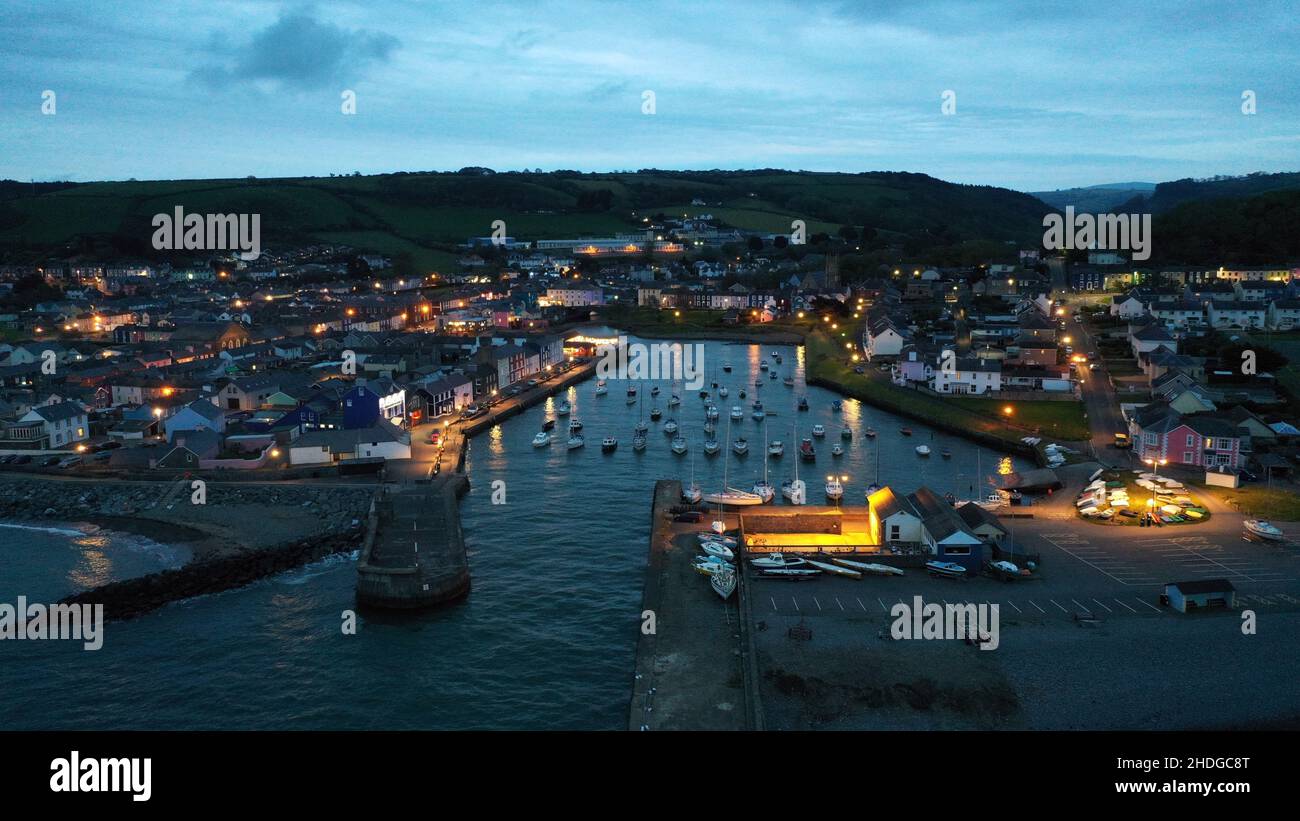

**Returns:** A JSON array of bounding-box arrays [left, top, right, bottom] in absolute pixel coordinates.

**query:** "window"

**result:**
[[1183, 451, 1193, 463], [943, 546, 971, 556], [1186, 434, 1195, 447], [889, 525, 900, 541]]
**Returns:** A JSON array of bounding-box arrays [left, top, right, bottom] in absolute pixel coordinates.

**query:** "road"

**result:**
[[1061, 305, 1128, 460]]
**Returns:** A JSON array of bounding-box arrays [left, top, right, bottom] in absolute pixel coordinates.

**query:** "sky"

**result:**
[[2, 0, 1297, 192]]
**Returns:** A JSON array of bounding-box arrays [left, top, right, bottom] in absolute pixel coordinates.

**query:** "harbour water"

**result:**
[[0, 336, 1029, 730]]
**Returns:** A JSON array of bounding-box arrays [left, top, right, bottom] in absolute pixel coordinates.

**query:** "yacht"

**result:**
[[752, 479, 775, 503], [556, 401, 571, 416], [752, 407, 766, 421], [732, 437, 749, 456], [767, 440, 784, 458], [915, 445, 931, 457], [710, 566, 737, 601], [703, 420, 716, 435], [706, 405, 720, 420], [719, 386, 729, 398], [682, 482, 702, 504], [668, 394, 681, 407], [811, 424, 826, 438], [568, 419, 582, 433], [664, 419, 679, 434], [635, 419, 649, 434], [781, 478, 806, 505], [594, 383, 608, 396], [567, 434, 585, 450], [825, 475, 844, 501], [532, 431, 552, 448], [831, 444, 844, 457], [831, 400, 842, 412], [841, 426, 852, 440], [650, 407, 662, 421], [601, 436, 618, 453], [632, 433, 647, 452], [730, 406, 743, 421], [671, 436, 688, 455], [703, 439, 721, 456], [701, 488, 763, 506], [797, 397, 809, 411], [1245, 520, 1285, 541], [750, 553, 809, 570]]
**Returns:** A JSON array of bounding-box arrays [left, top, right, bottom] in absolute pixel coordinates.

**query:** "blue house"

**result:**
[[342, 379, 406, 430]]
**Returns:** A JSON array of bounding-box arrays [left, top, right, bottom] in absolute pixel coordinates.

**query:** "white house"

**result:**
[[1110, 293, 1146, 320], [1206, 300, 1266, 330], [1268, 299, 1300, 330], [864, 316, 908, 360], [868, 487, 923, 544], [931, 356, 1002, 395], [1129, 323, 1177, 358], [13, 400, 90, 449], [288, 425, 411, 466]]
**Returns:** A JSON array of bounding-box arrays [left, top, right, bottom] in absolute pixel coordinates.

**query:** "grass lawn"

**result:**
[[803, 329, 1064, 446], [1195, 482, 1300, 521], [948, 397, 1090, 441]]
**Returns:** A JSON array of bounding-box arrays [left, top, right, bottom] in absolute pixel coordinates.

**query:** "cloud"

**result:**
[[191, 9, 398, 91]]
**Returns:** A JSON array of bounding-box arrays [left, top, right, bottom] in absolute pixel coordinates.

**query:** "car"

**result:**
[[93, 440, 122, 452], [1064, 346, 1073, 355], [13, 455, 32, 465], [1089, 363, 1100, 371], [1087, 352, 1098, 361], [526, 379, 540, 388], [57, 456, 82, 468], [92, 451, 113, 462], [1237, 469, 1259, 483], [41, 456, 61, 466], [0, 455, 13, 464], [853, 366, 865, 374]]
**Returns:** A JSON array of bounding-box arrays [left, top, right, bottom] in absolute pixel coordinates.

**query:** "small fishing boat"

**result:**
[[627, 385, 637, 398], [704, 439, 721, 455], [768, 440, 784, 457], [769, 370, 776, 380], [649, 407, 662, 420], [703, 420, 716, 435], [840, 426, 852, 440], [752, 479, 775, 504], [567, 434, 585, 450], [759, 361, 768, 371], [799, 438, 815, 461], [557, 401, 571, 416], [632, 434, 647, 452], [774, 354, 782, 364], [699, 390, 709, 400], [532, 432, 552, 447], [706, 405, 720, 420], [832, 558, 903, 576], [782, 377, 794, 387], [831, 444, 844, 457], [601, 436, 618, 453], [915, 445, 931, 456], [710, 566, 737, 600], [730, 406, 743, 421], [594, 383, 608, 396], [719, 386, 729, 398], [635, 419, 649, 434], [900, 427, 913, 436], [925, 560, 966, 578], [976, 492, 1005, 511], [941, 448, 952, 459], [664, 420, 679, 434], [739, 389, 747, 399], [825, 476, 843, 500], [722, 364, 732, 373], [797, 397, 809, 411], [750, 553, 809, 570], [542, 419, 556, 431], [568, 419, 583, 432], [831, 400, 842, 412], [1245, 520, 1285, 541], [651, 386, 660, 396], [752, 408, 766, 421], [805, 558, 860, 579], [692, 556, 732, 576], [864, 428, 877, 438], [732, 437, 749, 456], [701, 541, 735, 561], [671, 436, 688, 454], [811, 424, 826, 438], [668, 395, 681, 407]]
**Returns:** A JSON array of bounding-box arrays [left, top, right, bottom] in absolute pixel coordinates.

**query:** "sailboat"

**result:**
[[703, 438, 721, 456], [683, 449, 702, 503], [752, 418, 775, 503], [626, 384, 637, 405], [782, 421, 807, 505], [710, 565, 737, 600], [701, 415, 764, 506], [825, 474, 844, 501], [634, 383, 648, 434], [671, 435, 688, 454]]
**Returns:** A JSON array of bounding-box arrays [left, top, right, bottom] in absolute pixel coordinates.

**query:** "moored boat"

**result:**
[[732, 437, 749, 455], [915, 445, 931, 457], [799, 438, 815, 461], [768, 440, 784, 457], [601, 436, 618, 453], [750, 553, 809, 569], [831, 444, 844, 457], [925, 560, 966, 578], [811, 424, 826, 438], [632, 434, 647, 452], [841, 426, 852, 440], [567, 434, 585, 450], [701, 541, 735, 561], [532, 431, 552, 447], [825, 475, 843, 500], [700, 488, 764, 506], [671, 436, 688, 454], [703, 439, 721, 455], [710, 566, 737, 600]]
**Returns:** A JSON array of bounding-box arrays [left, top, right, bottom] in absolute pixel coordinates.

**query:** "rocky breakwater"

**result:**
[[0, 476, 378, 621]]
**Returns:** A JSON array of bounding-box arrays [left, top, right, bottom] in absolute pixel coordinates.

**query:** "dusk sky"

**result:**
[[3, 0, 1297, 191]]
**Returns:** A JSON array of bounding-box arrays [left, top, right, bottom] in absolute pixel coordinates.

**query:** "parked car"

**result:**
[[92, 451, 113, 462], [1089, 363, 1100, 371], [41, 456, 61, 466], [13, 455, 32, 465], [526, 379, 540, 388], [853, 366, 866, 374], [57, 456, 82, 468], [0, 455, 13, 464]]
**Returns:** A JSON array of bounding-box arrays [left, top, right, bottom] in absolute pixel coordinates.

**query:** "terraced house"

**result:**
[[1128, 405, 1244, 470]]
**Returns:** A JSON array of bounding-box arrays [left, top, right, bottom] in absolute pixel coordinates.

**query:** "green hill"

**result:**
[[0, 169, 1053, 268]]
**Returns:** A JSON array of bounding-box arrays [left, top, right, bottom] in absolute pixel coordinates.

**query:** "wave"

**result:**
[[0, 522, 90, 538]]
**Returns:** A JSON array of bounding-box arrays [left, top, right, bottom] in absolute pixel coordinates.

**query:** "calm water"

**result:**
[[0, 335, 1027, 730]]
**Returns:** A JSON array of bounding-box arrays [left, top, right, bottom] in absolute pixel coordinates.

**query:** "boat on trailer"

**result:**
[[925, 560, 966, 578], [1245, 520, 1285, 541]]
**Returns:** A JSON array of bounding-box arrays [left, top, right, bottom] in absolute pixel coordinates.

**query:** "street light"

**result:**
[[1144, 457, 1167, 522]]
